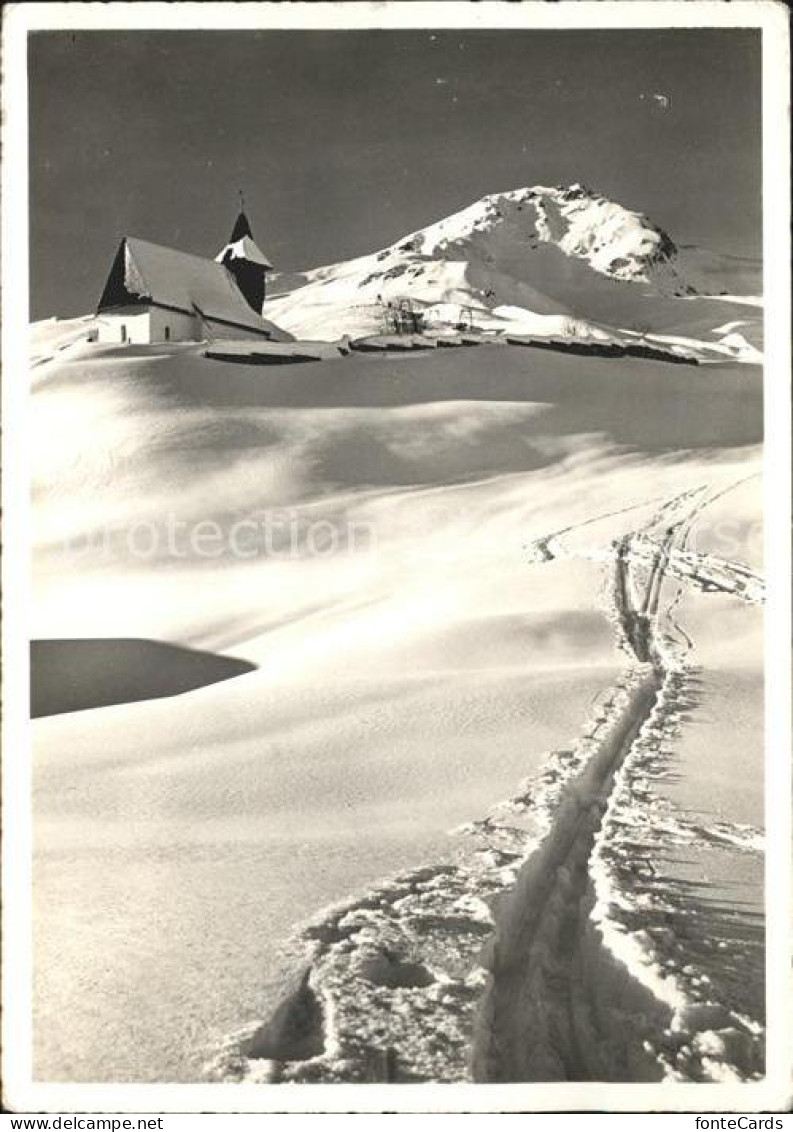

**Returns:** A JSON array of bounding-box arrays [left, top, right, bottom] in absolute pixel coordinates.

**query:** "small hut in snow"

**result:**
[[95, 212, 290, 345]]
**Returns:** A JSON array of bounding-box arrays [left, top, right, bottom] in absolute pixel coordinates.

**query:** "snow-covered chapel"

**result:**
[[94, 211, 292, 345]]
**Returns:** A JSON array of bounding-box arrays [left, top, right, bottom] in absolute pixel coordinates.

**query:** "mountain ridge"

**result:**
[[261, 183, 762, 358]]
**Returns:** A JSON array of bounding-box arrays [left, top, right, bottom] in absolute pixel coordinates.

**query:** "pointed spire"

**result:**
[[219, 196, 272, 270], [217, 197, 273, 312], [230, 210, 253, 242]]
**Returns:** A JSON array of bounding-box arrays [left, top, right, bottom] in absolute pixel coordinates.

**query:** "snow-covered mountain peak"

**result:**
[[396, 183, 684, 290], [261, 182, 761, 352]]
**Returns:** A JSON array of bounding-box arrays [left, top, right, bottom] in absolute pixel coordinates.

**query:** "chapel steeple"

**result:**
[[216, 198, 273, 313]]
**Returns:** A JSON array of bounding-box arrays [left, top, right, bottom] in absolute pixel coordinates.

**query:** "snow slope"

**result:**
[[30, 337, 763, 1085], [262, 184, 762, 362]]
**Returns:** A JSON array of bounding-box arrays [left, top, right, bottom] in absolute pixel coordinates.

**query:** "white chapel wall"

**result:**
[[96, 309, 152, 344], [96, 307, 200, 344], [148, 307, 201, 342]]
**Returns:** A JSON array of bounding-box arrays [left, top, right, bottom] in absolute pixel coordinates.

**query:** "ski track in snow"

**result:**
[[207, 480, 764, 1085]]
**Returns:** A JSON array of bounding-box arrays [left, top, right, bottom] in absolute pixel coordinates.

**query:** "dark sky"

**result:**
[[29, 28, 761, 320]]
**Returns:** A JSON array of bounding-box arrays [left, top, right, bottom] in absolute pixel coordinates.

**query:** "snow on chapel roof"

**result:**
[[97, 236, 285, 337], [217, 211, 273, 270]]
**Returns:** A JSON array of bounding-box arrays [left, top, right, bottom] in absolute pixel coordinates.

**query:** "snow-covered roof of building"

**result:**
[[97, 237, 286, 337], [217, 213, 273, 270], [217, 234, 273, 270]]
